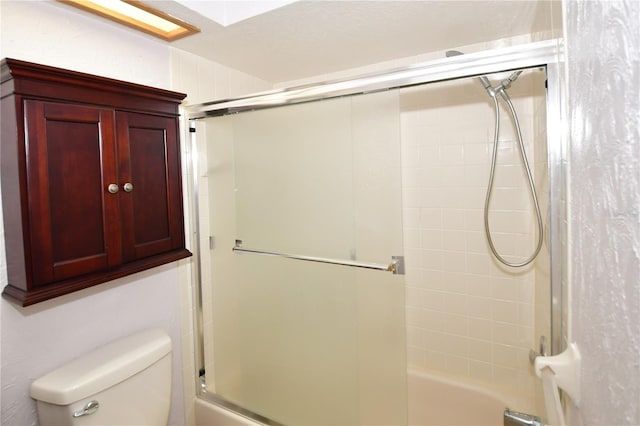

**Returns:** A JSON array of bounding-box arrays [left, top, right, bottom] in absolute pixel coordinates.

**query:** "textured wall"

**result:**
[[0, 2, 185, 425], [565, 0, 640, 424]]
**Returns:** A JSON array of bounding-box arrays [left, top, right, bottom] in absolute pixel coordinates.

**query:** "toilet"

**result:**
[[30, 329, 172, 426]]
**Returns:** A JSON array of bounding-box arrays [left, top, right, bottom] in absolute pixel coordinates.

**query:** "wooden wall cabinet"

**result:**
[[1, 58, 192, 306]]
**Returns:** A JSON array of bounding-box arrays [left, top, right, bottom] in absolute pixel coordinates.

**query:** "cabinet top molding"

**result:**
[[1, 58, 186, 115]]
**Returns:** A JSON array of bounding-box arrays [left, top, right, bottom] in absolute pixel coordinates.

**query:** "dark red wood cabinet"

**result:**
[[1, 58, 192, 306]]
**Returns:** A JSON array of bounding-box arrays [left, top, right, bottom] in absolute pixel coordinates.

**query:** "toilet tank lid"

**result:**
[[30, 329, 172, 405]]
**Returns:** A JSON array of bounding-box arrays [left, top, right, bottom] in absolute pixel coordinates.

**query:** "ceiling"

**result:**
[[140, 1, 558, 84]]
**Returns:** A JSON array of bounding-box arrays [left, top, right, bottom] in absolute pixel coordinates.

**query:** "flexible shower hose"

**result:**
[[484, 89, 544, 267]]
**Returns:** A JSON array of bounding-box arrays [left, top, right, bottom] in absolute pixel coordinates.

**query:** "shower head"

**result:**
[[444, 50, 493, 95]]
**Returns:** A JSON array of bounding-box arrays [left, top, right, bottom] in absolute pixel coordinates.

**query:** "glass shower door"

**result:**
[[200, 90, 407, 425]]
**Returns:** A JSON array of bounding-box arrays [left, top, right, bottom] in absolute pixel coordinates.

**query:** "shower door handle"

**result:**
[[233, 240, 405, 275]]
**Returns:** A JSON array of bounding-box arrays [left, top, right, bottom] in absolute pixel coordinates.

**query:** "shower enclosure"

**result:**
[[187, 40, 565, 425]]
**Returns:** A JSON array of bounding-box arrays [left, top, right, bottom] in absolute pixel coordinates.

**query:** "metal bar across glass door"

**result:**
[[233, 240, 405, 275]]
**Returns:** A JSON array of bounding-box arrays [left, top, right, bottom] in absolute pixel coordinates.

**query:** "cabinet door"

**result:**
[[116, 112, 185, 261], [25, 101, 121, 286]]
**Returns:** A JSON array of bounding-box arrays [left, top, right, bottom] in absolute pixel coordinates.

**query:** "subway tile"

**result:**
[[439, 144, 465, 165], [403, 208, 420, 227], [464, 165, 490, 186], [406, 306, 427, 326], [492, 299, 519, 324], [419, 208, 442, 229], [468, 318, 493, 341], [493, 323, 533, 348], [443, 250, 467, 272], [465, 274, 492, 297], [423, 308, 446, 331], [407, 326, 426, 348], [495, 164, 528, 188], [421, 249, 444, 270], [404, 248, 423, 269], [402, 188, 424, 208], [485, 232, 517, 258], [442, 209, 466, 230], [486, 210, 531, 233], [421, 229, 443, 250], [433, 332, 468, 357], [419, 188, 446, 208], [493, 365, 518, 392], [423, 290, 446, 311], [464, 143, 490, 165], [424, 350, 447, 371], [491, 277, 525, 301], [468, 339, 493, 363], [444, 292, 469, 316], [417, 167, 444, 187], [419, 145, 441, 165], [444, 356, 469, 376], [401, 144, 422, 168], [404, 267, 425, 287], [422, 269, 445, 291], [443, 230, 467, 252], [402, 167, 425, 187], [407, 346, 427, 368], [513, 347, 533, 371], [462, 187, 486, 209], [403, 230, 421, 249], [469, 360, 494, 383], [465, 230, 487, 253], [441, 166, 466, 187], [401, 123, 434, 146], [492, 343, 520, 369], [490, 188, 531, 210], [440, 188, 466, 209], [406, 286, 426, 307], [442, 271, 468, 294], [467, 296, 493, 319], [464, 209, 485, 231], [441, 313, 468, 336], [513, 233, 537, 257], [517, 303, 534, 327], [467, 252, 491, 275]]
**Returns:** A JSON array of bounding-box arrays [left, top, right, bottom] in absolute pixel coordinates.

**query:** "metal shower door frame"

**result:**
[[184, 38, 567, 422]]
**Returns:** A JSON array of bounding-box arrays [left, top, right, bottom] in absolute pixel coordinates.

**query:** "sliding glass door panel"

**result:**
[[200, 89, 407, 425]]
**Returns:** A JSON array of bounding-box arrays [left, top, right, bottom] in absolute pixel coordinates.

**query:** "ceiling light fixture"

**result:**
[[60, 0, 200, 41]]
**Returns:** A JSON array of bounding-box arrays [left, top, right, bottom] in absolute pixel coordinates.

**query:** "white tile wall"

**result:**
[[400, 68, 548, 410]]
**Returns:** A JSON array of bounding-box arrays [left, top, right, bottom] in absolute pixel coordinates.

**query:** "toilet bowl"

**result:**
[[31, 329, 172, 426]]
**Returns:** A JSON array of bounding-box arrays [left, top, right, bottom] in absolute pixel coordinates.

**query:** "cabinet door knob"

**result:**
[[123, 182, 134, 193], [107, 184, 119, 194]]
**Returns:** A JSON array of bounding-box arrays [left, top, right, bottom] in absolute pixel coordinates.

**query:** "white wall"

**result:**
[[0, 2, 185, 425], [564, 0, 640, 424]]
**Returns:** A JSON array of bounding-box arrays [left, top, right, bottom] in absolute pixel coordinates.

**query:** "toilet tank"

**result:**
[[31, 329, 172, 426]]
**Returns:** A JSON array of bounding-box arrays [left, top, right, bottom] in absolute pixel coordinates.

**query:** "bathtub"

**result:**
[[407, 369, 508, 426], [195, 369, 509, 426]]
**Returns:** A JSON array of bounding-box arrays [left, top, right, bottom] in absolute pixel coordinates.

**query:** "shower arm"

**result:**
[[483, 70, 523, 99]]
